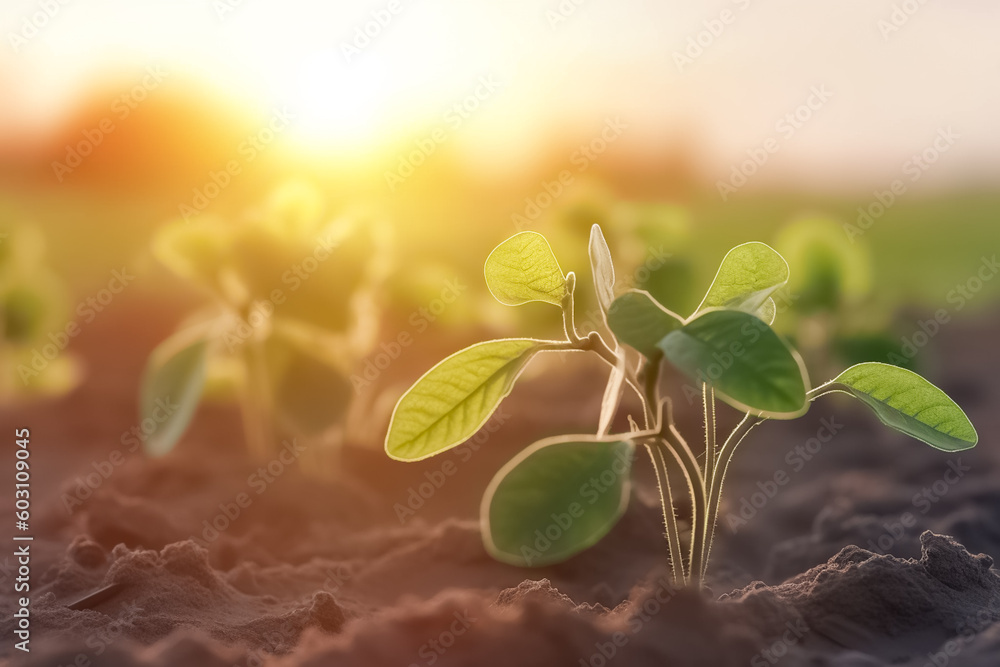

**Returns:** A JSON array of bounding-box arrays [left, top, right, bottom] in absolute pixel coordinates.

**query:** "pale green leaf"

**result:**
[[828, 362, 977, 451], [482, 435, 634, 567], [152, 220, 233, 295], [484, 232, 566, 306], [607, 290, 683, 359], [598, 355, 626, 436], [589, 224, 615, 312], [658, 309, 808, 418], [758, 297, 777, 325], [696, 242, 789, 319], [141, 335, 208, 457], [13, 349, 82, 397], [588, 224, 628, 434], [385, 339, 545, 460]]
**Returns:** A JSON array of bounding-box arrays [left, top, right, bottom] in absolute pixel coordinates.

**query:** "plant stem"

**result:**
[[557, 271, 653, 424], [641, 361, 689, 585], [560, 271, 699, 585], [693, 384, 717, 583], [241, 332, 277, 459], [561, 272, 584, 345], [703, 385, 717, 490], [806, 385, 841, 401], [642, 356, 662, 429], [658, 430, 704, 584], [645, 442, 686, 585], [701, 413, 764, 579], [580, 331, 650, 424]]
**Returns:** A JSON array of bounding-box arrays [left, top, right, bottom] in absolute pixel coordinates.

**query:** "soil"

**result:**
[[2, 290, 999, 666]]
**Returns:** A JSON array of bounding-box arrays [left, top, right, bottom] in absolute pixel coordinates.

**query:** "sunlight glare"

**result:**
[[279, 50, 393, 151]]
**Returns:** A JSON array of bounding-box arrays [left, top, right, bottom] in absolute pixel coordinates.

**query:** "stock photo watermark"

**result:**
[[866, 457, 970, 555], [519, 446, 630, 565], [679, 313, 786, 404], [726, 417, 845, 533], [218, 231, 344, 353], [885, 254, 998, 367], [340, 0, 407, 62], [511, 116, 629, 231], [844, 127, 959, 242], [190, 439, 306, 548], [213, 0, 249, 21], [545, 0, 590, 29], [178, 107, 296, 222], [406, 611, 477, 667], [61, 394, 180, 514], [393, 408, 511, 523], [384, 75, 503, 191], [716, 85, 834, 201], [750, 618, 811, 666], [877, 0, 932, 41], [8, 0, 71, 52], [672, 0, 757, 72], [351, 277, 467, 391], [51, 66, 169, 182], [17, 267, 135, 385], [578, 575, 681, 666], [919, 608, 997, 667]]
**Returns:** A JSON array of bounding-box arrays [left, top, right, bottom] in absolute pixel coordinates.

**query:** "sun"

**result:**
[[276, 50, 395, 151]]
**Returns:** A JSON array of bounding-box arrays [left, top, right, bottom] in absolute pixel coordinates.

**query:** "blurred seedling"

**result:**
[[527, 186, 696, 321], [141, 182, 391, 466], [773, 216, 914, 373], [384, 225, 977, 586], [0, 223, 82, 400]]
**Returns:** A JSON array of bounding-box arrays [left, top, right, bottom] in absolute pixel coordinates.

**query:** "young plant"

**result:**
[[141, 182, 390, 464], [0, 223, 82, 400], [772, 216, 909, 373], [384, 225, 978, 586]]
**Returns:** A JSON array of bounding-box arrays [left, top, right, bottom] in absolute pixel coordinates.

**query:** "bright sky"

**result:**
[[2, 0, 998, 189]]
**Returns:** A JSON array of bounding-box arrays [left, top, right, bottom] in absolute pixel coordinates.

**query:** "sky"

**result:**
[[1, 0, 998, 191]]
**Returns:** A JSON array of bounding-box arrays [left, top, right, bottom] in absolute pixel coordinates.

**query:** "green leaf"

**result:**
[[597, 355, 626, 436], [607, 290, 683, 359], [588, 224, 615, 312], [587, 224, 629, 434], [484, 232, 566, 306], [265, 329, 353, 436], [696, 242, 789, 320], [1, 271, 67, 345], [482, 436, 634, 567], [2, 284, 50, 344], [757, 297, 777, 326], [141, 335, 208, 457], [385, 339, 545, 461], [658, 309, 808, 418], [827, 362, 977, 451], [153, 220, 233, 296]]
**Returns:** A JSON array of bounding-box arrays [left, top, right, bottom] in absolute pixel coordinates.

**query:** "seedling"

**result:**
[[141, 183, 390, 461], [384, 225, 978, 586], [772, 216, 913, 373], [0, 223, 81, 399]]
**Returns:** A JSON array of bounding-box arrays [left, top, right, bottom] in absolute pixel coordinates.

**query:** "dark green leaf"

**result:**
[[482, 436, 634, 567], [607, 290, 682, 359], [658, 309, 808, 418], [141, 335, 208, 456]]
